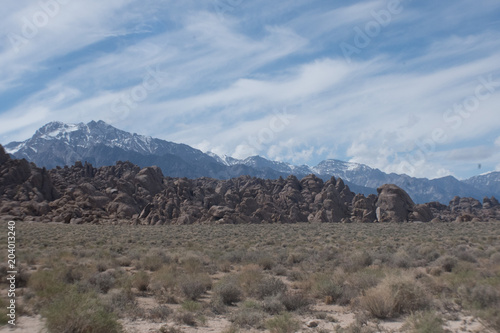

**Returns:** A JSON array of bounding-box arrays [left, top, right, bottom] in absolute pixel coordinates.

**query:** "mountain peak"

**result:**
[[4, 120, 499, 204]]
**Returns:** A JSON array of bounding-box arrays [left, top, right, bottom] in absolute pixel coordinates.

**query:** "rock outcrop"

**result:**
[[1, 144, 499, 224], [375, 184, 415, 222]]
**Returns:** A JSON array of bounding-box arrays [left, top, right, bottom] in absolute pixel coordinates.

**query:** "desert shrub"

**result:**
[[96, 260, 113, 272], [179, 273, 211, 300], [360, 286, 394, 319], [439, 256, 457, 272], [116, 256, 132, 267], [402, 311, 444, 333], [464, 284, 500, 309], [152, 265, 179, 292], [454, 249, 477, 263], [218, 260, 232, 273], [108, 287, 137, 314], [159, 325, 184, 333], [477, 308, 500, 331], [209, 296, 227, 315], [273, 264, 287, 276], [239, 265, 264, 296], [490, 252, 500, 265], [343, 251, 372, 273], [182, 300, 202, 312], [312, 271, 356, 305], [266, 312, 301, 333], [223, 250, 245, 264], [213, 277, 243, 305], [230, 305, 266, 329], [258, 255, 276, 270], [262, 296, 286, 315], [312, 273, 344, 302], [349, 269, 383, 292], [62, 265, 84, 284], [143, 255, 164, 271], [392, 251, 412, 269], [221, 325, 238, 333], [286, 270, 306, 282], [28, 270, 66, 302], [390, 277, 431, 315], [287, 252, 306, 265], [43, 287, 121, 333], [175, 310, 197, 326], [89, 271, 115, 293], [255, 277, 288, 299], [148, 305, 172, 322], [280, 292, 310, 312], [360, 275, 431, 318], [14, 266, 31, 288], [133, 270, 150, 292], [182, 256, 204, 274]]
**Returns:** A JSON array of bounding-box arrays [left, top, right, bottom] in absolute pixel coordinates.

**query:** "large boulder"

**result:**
[[135, 166, 164, 195], [375, 184, 415, 222], [409, 204, 434, 222]]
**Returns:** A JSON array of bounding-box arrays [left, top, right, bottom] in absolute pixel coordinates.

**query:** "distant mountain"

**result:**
[[4, 121, 499, 204], [464, 172, 500, 197], [5, 121, 245, 179], [309, 159, 485, 204]]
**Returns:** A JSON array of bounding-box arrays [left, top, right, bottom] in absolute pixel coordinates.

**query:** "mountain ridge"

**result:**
[[4, 120, 498, 204]]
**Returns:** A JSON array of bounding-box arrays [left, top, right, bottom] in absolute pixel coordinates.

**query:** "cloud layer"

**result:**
[[1, 0, 499, 179]]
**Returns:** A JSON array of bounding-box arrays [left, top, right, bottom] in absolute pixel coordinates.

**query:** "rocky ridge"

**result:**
[[1, 145, 499, 225]]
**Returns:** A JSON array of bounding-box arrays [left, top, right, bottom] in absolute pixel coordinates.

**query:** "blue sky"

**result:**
[[1, 0, 500, 179]]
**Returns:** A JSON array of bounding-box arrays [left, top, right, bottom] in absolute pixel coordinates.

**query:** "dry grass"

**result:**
[[0, 221, 499, 332]]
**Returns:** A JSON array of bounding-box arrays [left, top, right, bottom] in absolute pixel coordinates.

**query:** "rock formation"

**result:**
[[0, 144, 498, 224]]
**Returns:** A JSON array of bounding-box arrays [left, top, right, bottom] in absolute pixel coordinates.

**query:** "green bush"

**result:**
[[182, 300, 202, 312], [133, 270, 150, 292], [28, 270, 66, 302], [262, 296, 286, 315], [213, 278, 243, 305], [255, 277, 288, 299], [89, 271, 115, 294], [108, 287, 137, 315], [439, 256, 457, 272], [266, 312, 301, 333], [43, 287, 122, 333], [360, 275, 431, 319], [148, 305, 172, 322], [402, 311, 444, 333], [143, 255, 164, 271], [179, 273, 211, 300], [280, 292, 310, 312], [230, 307, 265, 329]]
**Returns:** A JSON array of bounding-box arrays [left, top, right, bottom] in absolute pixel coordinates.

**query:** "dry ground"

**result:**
[[0, 221, 499, 332]]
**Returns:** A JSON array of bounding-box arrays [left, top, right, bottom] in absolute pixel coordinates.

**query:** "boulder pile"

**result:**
[[1, 145, 498, 224]]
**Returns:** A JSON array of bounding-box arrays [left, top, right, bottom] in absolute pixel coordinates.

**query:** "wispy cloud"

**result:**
[[0, 0, 499, 179]]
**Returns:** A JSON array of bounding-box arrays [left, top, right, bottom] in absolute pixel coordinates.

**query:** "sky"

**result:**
[[0, 0, 500, 180]]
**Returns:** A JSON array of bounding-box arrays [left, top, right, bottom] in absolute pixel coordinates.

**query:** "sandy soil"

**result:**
[[2, 309, 494, 333]]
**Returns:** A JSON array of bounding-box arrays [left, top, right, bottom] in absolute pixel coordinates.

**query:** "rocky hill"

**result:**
[[1, 145, 498, 225]]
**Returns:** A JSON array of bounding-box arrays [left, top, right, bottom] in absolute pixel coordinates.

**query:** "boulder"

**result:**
[[375, 184, 415, 222], [409, 204, 434, 222]]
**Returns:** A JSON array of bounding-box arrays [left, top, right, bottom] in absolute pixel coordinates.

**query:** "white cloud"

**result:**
[[0, 0, 500, 180]]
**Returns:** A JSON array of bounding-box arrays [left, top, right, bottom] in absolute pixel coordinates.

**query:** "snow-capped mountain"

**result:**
[[5, 121, 230, 179], [4, 121, 499, 204], [464, 171, 500, 197]]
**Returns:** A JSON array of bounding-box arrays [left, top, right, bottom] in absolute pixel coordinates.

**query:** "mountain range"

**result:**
[[4, 120, 499, 204]]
